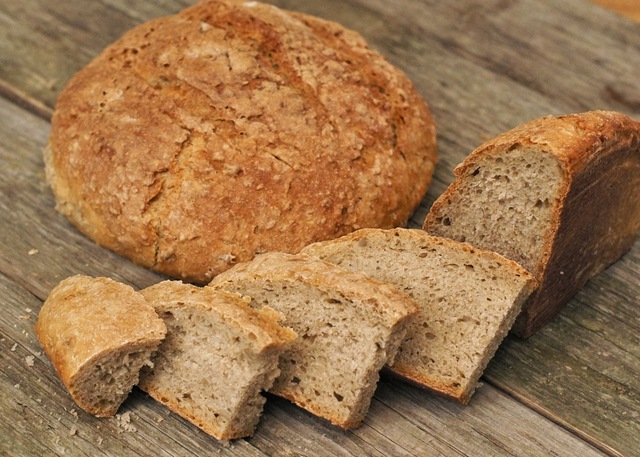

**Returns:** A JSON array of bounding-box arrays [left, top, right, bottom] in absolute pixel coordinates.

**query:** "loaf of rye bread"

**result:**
[[44, 0, 437, 284], [423, 111, 640, 337]]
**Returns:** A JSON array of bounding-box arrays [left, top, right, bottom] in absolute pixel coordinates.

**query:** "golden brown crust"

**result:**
[[304, 227, 535, 280], [46, 0, 437, 284], [382, 365, 466, 403], [454, 111, 638, 177], [424, 110, 640, 337], [35, 275, 166, 416], [514, 112, 640, 336]]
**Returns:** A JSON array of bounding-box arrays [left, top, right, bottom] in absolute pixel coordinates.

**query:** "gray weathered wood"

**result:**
[[0, 0, 639, 455], [485, 248, 640, 457], [0, 0, 194, 112]]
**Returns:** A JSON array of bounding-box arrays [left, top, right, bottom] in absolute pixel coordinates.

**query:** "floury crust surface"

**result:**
[[45, 0, 437, 283]]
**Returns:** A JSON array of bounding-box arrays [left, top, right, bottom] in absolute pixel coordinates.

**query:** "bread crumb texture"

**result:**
[[301, 228, 537, 403], [46, 0, 437, 283], [209, 251, 418, 428], [139, 281, 296, 440]]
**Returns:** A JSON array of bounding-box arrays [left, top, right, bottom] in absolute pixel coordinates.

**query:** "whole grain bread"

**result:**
[[138, 280, 296, 440], [423, 111, 640, 337], [45, 0, 437, 284], [35, 275, 167, 417], [301, 228, 536, 403], [208, 252, 418, 429]]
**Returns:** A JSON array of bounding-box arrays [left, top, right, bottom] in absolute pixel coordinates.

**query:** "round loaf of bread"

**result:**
[[45, 0, 437, 283]]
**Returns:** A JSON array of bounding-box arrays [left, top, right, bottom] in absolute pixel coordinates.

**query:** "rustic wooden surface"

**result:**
[[1, 0, 638, 456]]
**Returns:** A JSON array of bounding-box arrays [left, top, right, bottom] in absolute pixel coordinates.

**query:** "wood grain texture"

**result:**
[[0, 0, 638, 455]]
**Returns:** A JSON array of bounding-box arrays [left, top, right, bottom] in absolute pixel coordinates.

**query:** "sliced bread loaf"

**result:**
[[35, 275, 167, 417], [208, 252, 418, 429], [139, 281, 296, 440], [423, 110, 640, 337], [301, 228, 536, 403]]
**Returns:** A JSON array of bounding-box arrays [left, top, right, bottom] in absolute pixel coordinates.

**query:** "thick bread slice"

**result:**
[[139, 281, 296, 440], [301, 228, 536, 403], [208, 252, 418, 429], [423, 110, 640, 337], [35, 275, 167, 417]]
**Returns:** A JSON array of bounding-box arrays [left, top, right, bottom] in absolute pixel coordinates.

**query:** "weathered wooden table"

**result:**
[[1, 1, 638, 456]]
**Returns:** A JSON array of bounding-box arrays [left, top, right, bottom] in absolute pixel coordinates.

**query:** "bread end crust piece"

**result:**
[[139, 281, 296, 440], [45, 0, 437, 284], [424, 110, 640, 338], [35, 275, 167, 417]]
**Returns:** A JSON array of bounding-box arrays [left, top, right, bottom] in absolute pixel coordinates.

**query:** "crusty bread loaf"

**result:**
[[45, 0, 437, 284], [139, 281, 296, 440], [35, 275, 166, 417], [423, 111, 640, 337], [301, 228, 536, 403], [208, 252, 418, 429]]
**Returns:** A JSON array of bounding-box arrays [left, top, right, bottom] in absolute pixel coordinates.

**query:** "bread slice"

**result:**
[[35, 275, 167, 417], [301, 228, 536, 403], [208, 252, 418, 429], [423, 110, 640, 337], [139, 280, 296, 440]]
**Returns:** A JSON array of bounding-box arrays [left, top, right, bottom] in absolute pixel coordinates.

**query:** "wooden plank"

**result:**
[[485, 247, 640, 457], [0, 84, 607, 457], [0, 0, 194, 113], [1, 0, 639, 454]]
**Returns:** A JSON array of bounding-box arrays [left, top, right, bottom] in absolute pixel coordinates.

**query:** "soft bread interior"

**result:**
[[139, 304, 283, 439], [212, 278, 405, 428], [72, 345, 159, 417], [302, 230, 534, 402], [427, 148, 564, 276]]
